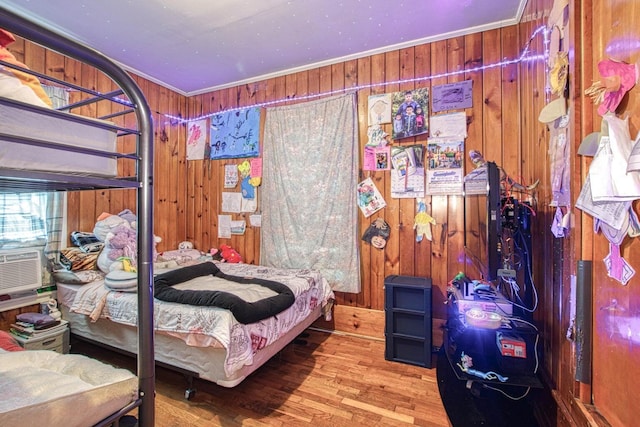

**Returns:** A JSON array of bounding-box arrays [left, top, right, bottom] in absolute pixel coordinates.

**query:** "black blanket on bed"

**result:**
[[153, 262, 295, 324]]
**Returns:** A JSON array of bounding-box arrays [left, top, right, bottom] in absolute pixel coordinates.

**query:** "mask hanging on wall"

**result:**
[[362, 218, 390, 249]]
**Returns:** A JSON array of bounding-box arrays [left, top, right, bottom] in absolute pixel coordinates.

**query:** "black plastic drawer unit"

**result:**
[[384, 275, 432, 368]]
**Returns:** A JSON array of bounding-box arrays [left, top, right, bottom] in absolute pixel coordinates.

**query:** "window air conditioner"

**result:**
[[0, 249, 42, 295]]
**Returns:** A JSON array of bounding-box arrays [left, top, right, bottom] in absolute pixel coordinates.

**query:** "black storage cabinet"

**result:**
[[384, 275, 432, 368]]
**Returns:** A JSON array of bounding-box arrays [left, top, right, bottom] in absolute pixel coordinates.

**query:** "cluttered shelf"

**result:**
[[443, 275, 543, 390]]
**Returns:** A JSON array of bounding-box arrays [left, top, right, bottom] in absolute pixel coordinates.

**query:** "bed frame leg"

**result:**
[[184, 374, 196, 400]]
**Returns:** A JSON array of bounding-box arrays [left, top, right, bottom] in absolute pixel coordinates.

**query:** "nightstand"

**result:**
[[384, 275, 432, 368], [12, 320, 70, 354]]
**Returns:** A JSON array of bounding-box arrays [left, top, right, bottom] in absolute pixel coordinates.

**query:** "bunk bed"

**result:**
[[0, 6, 156, 426]]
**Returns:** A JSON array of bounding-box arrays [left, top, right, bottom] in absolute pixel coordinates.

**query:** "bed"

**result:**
[[0, 347, 138, 427], [57, 261, 335, 391], [0, 98, 119, 177], [0, 6, 156, 426]]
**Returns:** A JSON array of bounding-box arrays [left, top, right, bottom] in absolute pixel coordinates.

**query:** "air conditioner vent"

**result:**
[[0, 249, 42, 294]]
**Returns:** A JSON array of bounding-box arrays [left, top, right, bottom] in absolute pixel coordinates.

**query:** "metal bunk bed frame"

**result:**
[[0, 7, 155, 426]]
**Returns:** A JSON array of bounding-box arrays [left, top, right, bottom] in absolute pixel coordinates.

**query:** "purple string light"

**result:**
[[166, 26, 550, 124]]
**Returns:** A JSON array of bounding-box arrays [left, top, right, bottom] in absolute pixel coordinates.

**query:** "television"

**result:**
[[463, 161, 502, 283]]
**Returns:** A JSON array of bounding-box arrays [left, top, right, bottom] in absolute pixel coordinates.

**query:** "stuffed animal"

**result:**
[[106, 225, 138, 261], [0, 29, 52, 108], [178, 241, 193, 250], [93, 211, 133, 242], [219, 244, 242, 263], [97, 224, 137, 272]]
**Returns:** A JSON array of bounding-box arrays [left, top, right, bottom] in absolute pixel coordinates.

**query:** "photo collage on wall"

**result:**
[[359, 80, 472, 246]]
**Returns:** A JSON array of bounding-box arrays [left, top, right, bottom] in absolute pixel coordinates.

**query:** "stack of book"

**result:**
[[10, 318, 68, 340]]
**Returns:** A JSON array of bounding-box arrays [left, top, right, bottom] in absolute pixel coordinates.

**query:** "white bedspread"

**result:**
[[69, 262, 334, 376]]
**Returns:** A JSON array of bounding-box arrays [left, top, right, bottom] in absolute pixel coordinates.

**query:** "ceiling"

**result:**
[[3, 0, 527, 96]]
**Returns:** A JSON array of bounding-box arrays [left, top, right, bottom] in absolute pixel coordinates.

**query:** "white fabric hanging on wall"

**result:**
[[261, 93, 361, 293], [589, 113, 640, 202]]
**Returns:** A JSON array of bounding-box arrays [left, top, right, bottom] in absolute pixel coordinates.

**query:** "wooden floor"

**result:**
[[71, 329, 450, 427]]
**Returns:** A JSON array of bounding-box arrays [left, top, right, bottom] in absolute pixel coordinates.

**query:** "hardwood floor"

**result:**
[[71, 329, 450, 427]]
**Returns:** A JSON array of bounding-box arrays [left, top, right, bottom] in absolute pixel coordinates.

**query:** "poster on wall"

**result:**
[[363, 145, 391, 171], [426, 137, 464, 195], [368, 93, 392, 125], [186, 118, 209, 160], [432, 80, 473, 113], [390, 144, 425, 198], [429, 111, 468, 138], [210, 107, 261, 160], [391, 88, 429, 140], [357, 177, 386, 218]]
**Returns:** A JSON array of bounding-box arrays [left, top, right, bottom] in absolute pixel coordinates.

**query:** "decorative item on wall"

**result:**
[[357, 177, 386, 217], [250, 158, 262, 184], [584, 58, 637, 116], [391, 88, 429, 140], [547, 0, 569, 68], [627, 132, 640, 172], [576, 113, 640, 285], [414, 198, 436, 243], [366, 124, 390, 146], [363, 145, 391, 171], [210, 107, 261, 159], [186, 118, 209, 160], [224, 164, 238, 188], [429, 111, 468, 139], [426, 137, 464, 195], [218, 215, 232, 238], [390, 144, 425, 198], [432, 80, 473, 113], [549, 51, 569, 97], [362, 218, 390, 249], [368, 93, 392, 125]]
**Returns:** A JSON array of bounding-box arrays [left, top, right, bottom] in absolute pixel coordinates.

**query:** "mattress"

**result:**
[[0, 99, 118, 177], [0, 349, 137, 427], [57, 262, 334, 387], [60, 302, 321, 387]]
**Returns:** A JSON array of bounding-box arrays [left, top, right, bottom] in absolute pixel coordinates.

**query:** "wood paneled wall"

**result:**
[[20, 0, 640, 424], [184, 23, 551, 326], [13, 0, 551, 353], [570, 1, 640, 426]]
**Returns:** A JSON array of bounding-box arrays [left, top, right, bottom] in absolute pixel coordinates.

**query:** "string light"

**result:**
[[164, 25, 551, 125]]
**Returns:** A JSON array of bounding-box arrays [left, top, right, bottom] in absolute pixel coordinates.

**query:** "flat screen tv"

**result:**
[[463, 161, 502, 283]]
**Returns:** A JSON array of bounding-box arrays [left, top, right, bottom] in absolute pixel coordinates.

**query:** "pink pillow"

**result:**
[[0, 330, 24, 352]]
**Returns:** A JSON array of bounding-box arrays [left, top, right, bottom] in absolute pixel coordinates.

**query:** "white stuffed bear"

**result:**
[[178, 241, 193, 250]]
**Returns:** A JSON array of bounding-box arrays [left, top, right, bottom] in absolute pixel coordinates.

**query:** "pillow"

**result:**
[[0, 29, 52, 108], [105, 270, 137, 292], [0, 330, 24, 352], [70, 231, 104, 253], [52, 269, 104, 285], [60, 247, 99, 271]]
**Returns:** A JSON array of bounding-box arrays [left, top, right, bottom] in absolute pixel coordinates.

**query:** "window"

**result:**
[[0, 193, 48, 246]]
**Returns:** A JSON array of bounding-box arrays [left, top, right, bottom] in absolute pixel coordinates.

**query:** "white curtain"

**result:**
[[0, 192, 63, 285], [261, 93, 361, 293]]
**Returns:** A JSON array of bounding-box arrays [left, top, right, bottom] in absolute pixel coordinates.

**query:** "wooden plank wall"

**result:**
[[13, 5, 552, 344], [183, 12, 551, 344], [572, 1, 640, 426], [28, 1, 640, 424], [11, 37, 190, 248]]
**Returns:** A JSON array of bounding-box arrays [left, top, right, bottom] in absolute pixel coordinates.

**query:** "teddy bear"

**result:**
[[158, 241, 201, 265], [210, 245, 242, 263], [219, 244, 242, 263]]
